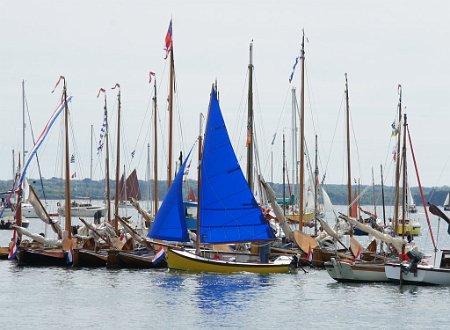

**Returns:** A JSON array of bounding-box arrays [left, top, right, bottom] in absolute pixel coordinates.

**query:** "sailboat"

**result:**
[[118, 169, 141, 208], [152, 87, 292, 274], [407, 186, 417, 213], [16, 76, 74, 266], [444, 193, 450, 211]]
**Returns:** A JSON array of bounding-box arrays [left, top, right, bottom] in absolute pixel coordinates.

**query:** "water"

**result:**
[[2, 204, 450, 329]]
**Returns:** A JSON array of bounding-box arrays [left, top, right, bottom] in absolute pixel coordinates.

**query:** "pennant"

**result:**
[[17, 96, 73, 189], [289, 56, 300, 83], [152, 246, 166, 265], [306, 244, 313, 263], [8, 229, 18, 260], [51, 75, 65, 93], [164, 20, 173, 59], [97, 88, 106, 98], [65, 242, 73, 265], [111, 83, 120, 90], [149, 71, 156, 84]]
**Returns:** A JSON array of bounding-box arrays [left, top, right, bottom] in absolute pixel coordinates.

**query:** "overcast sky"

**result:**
[[1, 1, 450, 189]]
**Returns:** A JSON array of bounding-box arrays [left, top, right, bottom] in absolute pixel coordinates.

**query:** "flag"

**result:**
[[306, 244, 313, 263], [8, 229, 18, 260], [17, 96, 73, 189], [70, 154, 75, 163], [65, 242, 73, 265], [149, 71, 156, 84], [97, 108, 107, 154], [164, 20, 173, 59], [71, 172, 76, 179], [131, 150, 136, 159], [152, 246, 166, 265], [289, 56, 300, 83]]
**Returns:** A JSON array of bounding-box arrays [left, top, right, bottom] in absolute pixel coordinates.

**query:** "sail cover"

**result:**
[[147, 151, 191, 242], [199, 88, 275, 244]]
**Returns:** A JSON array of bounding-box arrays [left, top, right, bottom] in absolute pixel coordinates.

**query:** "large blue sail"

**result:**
[[148, 151, 191, 242], [199, 88, 275, 244]]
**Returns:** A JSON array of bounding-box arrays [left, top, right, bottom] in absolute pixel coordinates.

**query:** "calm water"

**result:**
[[1, 204, 450, 329]]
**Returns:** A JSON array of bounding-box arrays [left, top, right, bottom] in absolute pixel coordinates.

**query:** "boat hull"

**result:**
[[106, 249, 167, 269], [16, 247, 68, 267], [385, 263, 450, 285], [72, 249, 107, 267], [324, 258, 388, 282], [58, 206, 106, 217], [0, 246, 9, 259], [167, 249, 290, 274]]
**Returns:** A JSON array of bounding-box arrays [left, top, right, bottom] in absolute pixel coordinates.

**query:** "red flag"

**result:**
[[164, 20, 173, 59]]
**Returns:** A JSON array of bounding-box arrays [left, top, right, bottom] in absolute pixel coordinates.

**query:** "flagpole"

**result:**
[[63, 78, 72, 240], [299, 31, 305, 232]]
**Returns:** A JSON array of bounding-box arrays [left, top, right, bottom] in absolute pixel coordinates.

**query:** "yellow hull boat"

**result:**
[[167, 249, 291, 274]]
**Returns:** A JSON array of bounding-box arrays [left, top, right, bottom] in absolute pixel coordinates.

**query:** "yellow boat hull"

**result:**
[[167, 249, 290, 274], [397, 223, 421, 236], [286, 212, 315, 223]]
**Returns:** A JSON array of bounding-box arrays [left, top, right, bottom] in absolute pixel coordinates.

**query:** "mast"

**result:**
[[380, 164, 386, 226], [16, 154, 22, 237], [372, 167, 376, 216], [298, 31, 305, 231], [246, 41, 254, 191], [196, 113, 204, 255], [283, 133, 286, 216], [63, 78, 72, 239], [113, 83, 121, 232], [90, 124, 93, 181], [168, 47, 175, 188], [153, 77, 159, 215], [22, 80, 26, 167], [401, 114, 408, 242], [314, 134, 319, 236], [394, 85, 402, 235], [291, 87, 297, 196], [12, 149, 15, 182], [345, 73, 352, 218], [147, 143, 151, 211]]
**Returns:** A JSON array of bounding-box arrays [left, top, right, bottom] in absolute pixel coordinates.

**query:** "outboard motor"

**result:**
[[402, 249, 424, 274]]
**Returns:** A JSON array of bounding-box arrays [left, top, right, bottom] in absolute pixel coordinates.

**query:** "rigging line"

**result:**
[[233, 69, 249, 162], [68, 109, 86, 180], [252, 70, 269, 174], [349, 105, 363, 184], [304, 61, 319, 138], [24, 93, 48, 203], [323, 92, 345, 179]]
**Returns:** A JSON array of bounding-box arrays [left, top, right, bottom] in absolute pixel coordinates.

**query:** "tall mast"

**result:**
[[380, 164, 386, 226], [63, 78, 71, 239], [168, 47, 175, 188], [102, 91, 111, 224], [283, 133, 286, 216], [153, 77, 159, 215], [394, 85, 402, 235], [246, 41, 254, 191], [345, 73, 352, 218], [401, 113, 408, 242], [298, 31, 305, 231], [16, 154, 22, 236], [196, 113, 204, 255], [12, 149, 15, 182], [22, 80, 26, 167], [90, 124, 93, 181], [314, 134, 319, 236], [372, 167, 376, 216], [291, 87, 298, 194], [113, 83, 121, 232], [147, 143, 151, 211]]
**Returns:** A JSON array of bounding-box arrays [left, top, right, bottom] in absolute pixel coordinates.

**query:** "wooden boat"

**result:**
[[325, 258, 389, 282], [0, 246, 9, 259], [149, 85, 293, 274], [396, 218, 421, 236], [167, 248, 289, 274]]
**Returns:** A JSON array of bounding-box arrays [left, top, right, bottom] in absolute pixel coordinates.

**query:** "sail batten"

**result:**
[[199, 88, 275, 244]]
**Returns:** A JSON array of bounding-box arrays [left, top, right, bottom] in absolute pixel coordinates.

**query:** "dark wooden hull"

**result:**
[[72, 249, 107, 267], [106, 249, 167, 269], [17, 247, 68, 267]]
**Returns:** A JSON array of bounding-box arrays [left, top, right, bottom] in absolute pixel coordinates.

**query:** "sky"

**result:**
[[1, 0, 450, 188]]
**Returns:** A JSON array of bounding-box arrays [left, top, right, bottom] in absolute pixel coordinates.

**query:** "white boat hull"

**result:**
[[58, 206, 106, 217], [385, 263, 450, 285], [325, 258, 388, 282]]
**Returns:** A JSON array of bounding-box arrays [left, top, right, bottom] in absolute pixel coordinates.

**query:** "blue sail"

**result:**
[[199, 88, 275, 244], [147, 151, 192, 242]]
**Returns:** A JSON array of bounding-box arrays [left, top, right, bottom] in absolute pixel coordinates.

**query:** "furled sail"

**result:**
[[199, 88, 275, 244], [28, 184, 63, 239]]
